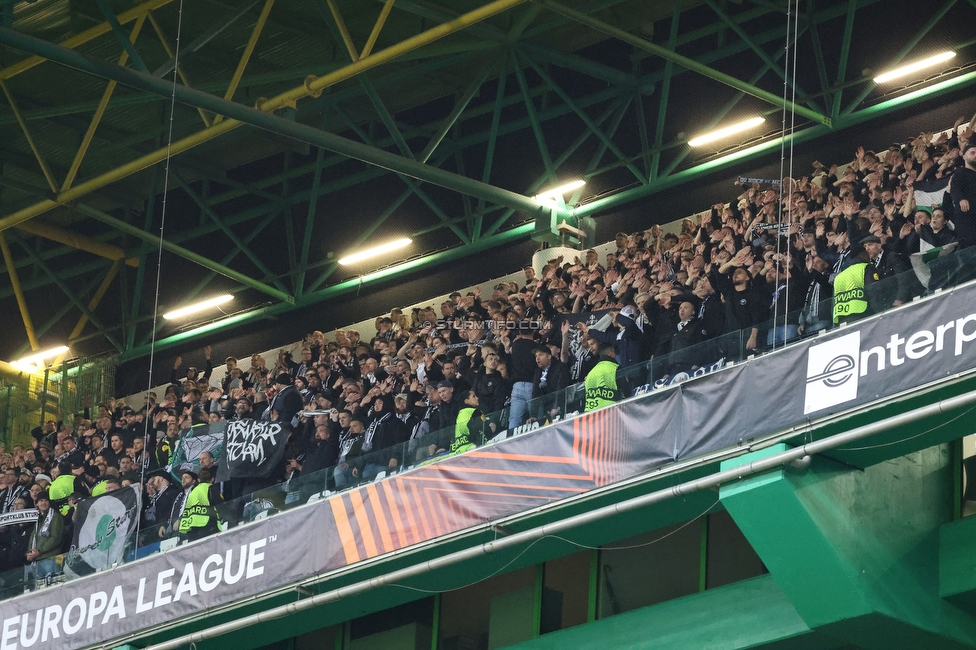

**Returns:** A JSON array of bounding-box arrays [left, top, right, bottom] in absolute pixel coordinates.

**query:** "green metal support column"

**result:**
[[720, 443, 976, 648]]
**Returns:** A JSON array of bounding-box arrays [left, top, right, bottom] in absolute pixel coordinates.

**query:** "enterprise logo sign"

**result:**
[[802, 311, 976, 415], [804, 332, 860, 414]]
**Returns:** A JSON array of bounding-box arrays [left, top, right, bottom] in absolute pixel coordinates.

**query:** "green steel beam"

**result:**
[[534, 0, 831, 127], [70, 203, 295, 303], [703, 0, 822, 114], [137, 207, 284, 348], [419, 54, 502, 164], [359, 75, 416, 159], [10, 272, 109, 359], [830, 0, 858, 119], [332, 105, 473, 245], [303, 144, 464, 293], [511, 49, 557, 182], [474, 59, 510, 240], [10, 234, 125, 352], [586, 96, 632, 176], [94, 0, 149, 73], [0, 0, 545, 233], [297, 109, 329, 297], [152, 0, 264, 77], [117, 222, 535, 361], [484, 98, 624, 238], [172, 174, 290, 293], [651, 0, 681, 181], [807, 1, 831, 99], [517, 47, 647, 185], [656, 30, 797, 181]]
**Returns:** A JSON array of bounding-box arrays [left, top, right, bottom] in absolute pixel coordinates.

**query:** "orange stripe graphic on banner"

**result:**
[[424, 487, 554, 501], [380, 479, 410, 547], [423, 485, 446, 537], [464, 452, 577, 464], [577, 416, 591, 476], [329, 496, 361, 564], [402, 475, 588, 493], [395, 478, 420, 545], [436, 491, 463, 531], [348, 490, 380, 557], [593, 409, 608, 485], [365, 484, 395, 553], [428, 466, 592, 481], [409, 481, 434, 539]]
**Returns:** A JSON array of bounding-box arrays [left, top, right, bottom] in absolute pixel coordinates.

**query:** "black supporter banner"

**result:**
[[216, 420, 290, 481], [63, 485, 142, 579]]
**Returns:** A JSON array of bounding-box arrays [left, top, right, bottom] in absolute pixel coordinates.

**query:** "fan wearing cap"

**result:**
[[27, 490, 65, 578], [860, 234, 911, 310], [142, 470, 180, 540], [178, 468, 221, 543], [262, 373, 304, 426]]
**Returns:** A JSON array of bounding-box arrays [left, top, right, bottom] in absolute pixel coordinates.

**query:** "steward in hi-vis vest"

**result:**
[[452, 391, 486, 454], [585, 344, 623, 411], [178, 469, 221, 542], [833, 254, 879, 325]]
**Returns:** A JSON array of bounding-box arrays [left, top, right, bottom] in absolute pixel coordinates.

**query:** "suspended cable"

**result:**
[[136, 0, 187, 548], [772, 0, 800, 351]]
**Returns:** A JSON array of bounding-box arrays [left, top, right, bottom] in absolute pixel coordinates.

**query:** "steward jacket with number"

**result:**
[[833, 262, 879, 324], [178, 482, 221, 539], [452, 407, 486, 453], [584, 358, 623, 412]]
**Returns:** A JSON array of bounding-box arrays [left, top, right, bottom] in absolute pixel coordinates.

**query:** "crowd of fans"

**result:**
[[2, 111, 975, 590]]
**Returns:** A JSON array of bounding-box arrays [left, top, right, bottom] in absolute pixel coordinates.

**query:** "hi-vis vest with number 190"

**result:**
[[833, 262, 876, 324]]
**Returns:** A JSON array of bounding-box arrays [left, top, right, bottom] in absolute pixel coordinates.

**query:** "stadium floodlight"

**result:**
[[12, 346, 70, 370], [163, 295, 234, 320], [338, 238, 412, 266], [533, 179, 586, 205], [873, 51, 956, 84], [688, 117, 766, 148]]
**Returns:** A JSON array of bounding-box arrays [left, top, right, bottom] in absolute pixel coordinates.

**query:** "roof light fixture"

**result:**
[[688, 117, 766, 148], [163, 294, 234, 320], [12, 346, 70, 370], [533, 179, 586, 205], [338, 238, 412, 266], [873, 51, 956, 84]]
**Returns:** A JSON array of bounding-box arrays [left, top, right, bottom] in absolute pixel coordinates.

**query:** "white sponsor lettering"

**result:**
[[18, 612, 40, 648], [806, 310, 976, 414], [246, 539, 266, 579], [84, 592, 106, 630], [0, 536, 269, 648], [154, 568, 176, 607], [62, 598, 85, 636], [173, 563, 197, 602]]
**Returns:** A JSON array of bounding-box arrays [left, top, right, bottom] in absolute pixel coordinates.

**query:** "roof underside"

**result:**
[[0, 0, 973, 368]]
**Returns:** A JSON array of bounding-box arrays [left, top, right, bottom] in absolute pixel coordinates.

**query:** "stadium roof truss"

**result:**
[[0, 0, 972, 362]]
